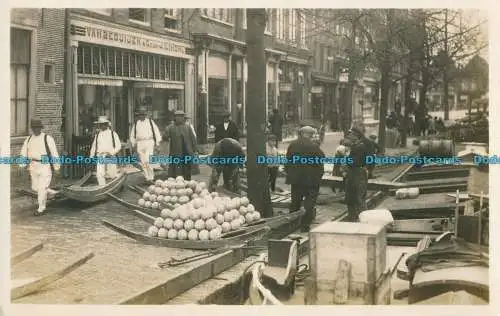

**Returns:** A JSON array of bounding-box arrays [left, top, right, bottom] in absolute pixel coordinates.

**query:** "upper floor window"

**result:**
[[164, 9, 180, 31], [265, 9, 273, 34], [11, 28, 31, 137], [202, 9, 233, 25], [288, 9, 296, 43], [129, 8, 151, 25], [87, 8, 112, 15], [299, 12, 306, 46], [276, 9, 286, 40], [242, 9, 273, 35]]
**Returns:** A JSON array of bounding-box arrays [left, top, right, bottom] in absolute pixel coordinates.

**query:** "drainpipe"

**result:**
[[63, 8, 72, 178]]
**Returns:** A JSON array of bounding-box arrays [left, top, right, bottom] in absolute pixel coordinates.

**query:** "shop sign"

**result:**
[[71, 20, 190, 58], [78, 77, 123, 86], [311, 86, 323, 94]]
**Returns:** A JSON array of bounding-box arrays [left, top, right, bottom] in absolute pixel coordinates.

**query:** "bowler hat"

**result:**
[[30, 118, 44, 128], [135, 107, 147, 115], [94, 116, 111, 124], [299, 126, 316, 135]]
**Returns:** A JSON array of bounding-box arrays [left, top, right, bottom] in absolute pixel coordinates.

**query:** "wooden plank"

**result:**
[[399, 177, 468, 188], [11, 243, 44, 266], [390, 218, 449, 233], [321, 176, 404, 190], [118, 248, 250, 304], [11, 252, 95, 300], [404, 169, 470, 181], [333, 260, 351, 304]]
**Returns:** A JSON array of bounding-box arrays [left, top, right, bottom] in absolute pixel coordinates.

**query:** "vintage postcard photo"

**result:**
[[7, 6, 491, 308]]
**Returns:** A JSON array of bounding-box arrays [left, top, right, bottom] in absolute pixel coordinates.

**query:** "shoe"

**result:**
[[34, 208, 46, 216]]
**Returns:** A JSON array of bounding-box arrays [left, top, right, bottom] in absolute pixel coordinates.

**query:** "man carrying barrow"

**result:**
[[90, 116, 122, 186], [130, 107, 162, 184], [19, 117, 60, 216]]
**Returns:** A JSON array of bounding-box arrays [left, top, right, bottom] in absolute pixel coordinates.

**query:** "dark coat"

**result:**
[[164, 123, 197, 156], [285, 138, 325, 187], [215, 121, 239, 143], [269, 114, 283, 141], [344, 128, 371, 168]]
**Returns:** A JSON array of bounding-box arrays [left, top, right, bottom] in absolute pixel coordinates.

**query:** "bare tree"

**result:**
[[246, 9, 272, 217]]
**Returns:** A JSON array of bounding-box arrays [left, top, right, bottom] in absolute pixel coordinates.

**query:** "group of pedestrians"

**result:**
[[19, 104, 374, 229]]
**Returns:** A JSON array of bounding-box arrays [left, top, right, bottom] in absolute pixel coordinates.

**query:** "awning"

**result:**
[[133, 82, 185, 90], [78, 77, 123, 86], [311, 73, 336, 84]]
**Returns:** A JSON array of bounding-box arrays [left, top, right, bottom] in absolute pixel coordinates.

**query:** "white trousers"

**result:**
[[29, 162, 52, 212], [137, 139, 155, 181], [96, 161, 118, 186]]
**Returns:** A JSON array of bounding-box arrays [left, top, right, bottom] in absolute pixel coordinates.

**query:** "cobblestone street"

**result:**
[[10, 132, 418, 304]]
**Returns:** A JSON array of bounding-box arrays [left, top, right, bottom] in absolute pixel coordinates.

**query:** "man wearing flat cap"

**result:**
[[90, 116, 122, 186], [130, 107, 162, 183], [285, 125, 325, 232], [343, 121, 372, 222], [215, 111, 239, 143], [19, 117, 60, 216], [164, 110, 198, 180]]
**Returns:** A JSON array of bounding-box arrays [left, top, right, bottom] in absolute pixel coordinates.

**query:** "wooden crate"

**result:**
[[308, 222, 387, 305], [467, 165, 488, 197]]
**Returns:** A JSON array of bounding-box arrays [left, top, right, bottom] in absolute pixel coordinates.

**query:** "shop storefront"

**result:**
[[68, 18, 194, 145], [206, 54, 229, 125], [278, 60, 308, 124]]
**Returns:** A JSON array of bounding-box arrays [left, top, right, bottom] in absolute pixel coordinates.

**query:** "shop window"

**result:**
[[208, 78, 228, 125], [129, 8, 150, 25], [202, 8, 233, 25], [44, 64, 55, 84], [10, 28, 31, 136], [77, 44, 186, 82], [164, 9, 180, 31]]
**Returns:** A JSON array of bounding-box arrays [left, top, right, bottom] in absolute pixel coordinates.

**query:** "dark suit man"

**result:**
[[285, 126, 325, 232], [215, 112, 239, 143], [343, 121, 371, 222], [164, 110, 198, 180]]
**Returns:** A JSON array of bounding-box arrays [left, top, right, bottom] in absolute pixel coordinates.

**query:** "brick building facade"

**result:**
[[10, 8, 66, 156], [10, 8, 331, 157]]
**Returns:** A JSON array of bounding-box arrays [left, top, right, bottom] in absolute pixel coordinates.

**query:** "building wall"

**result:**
[[188, 9, 312, 126], [10, 8, 66, 156]]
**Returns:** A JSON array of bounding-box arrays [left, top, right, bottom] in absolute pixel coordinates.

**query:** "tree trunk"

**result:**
[[377, 10, 394, 154], [246, 9, 272, 217], [378, 66, 391, 154], [443, 9, 450, 120], [417, 75, 429, 136], [401, 75, 411, 148]]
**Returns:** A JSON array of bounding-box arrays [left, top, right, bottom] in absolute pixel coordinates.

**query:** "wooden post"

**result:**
[[245, 9, 273, 217], [454, 189, 460, 236], [478, 191, 483, 245]]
